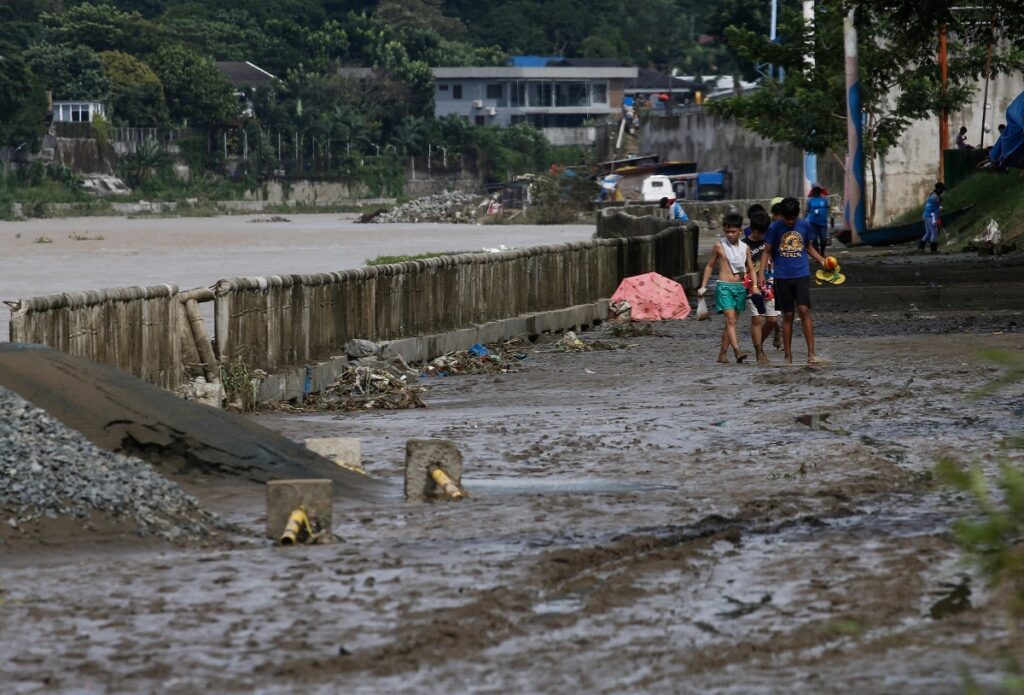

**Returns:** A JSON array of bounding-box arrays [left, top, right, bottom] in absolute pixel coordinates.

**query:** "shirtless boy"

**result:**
[[699, 211, 760, 363]]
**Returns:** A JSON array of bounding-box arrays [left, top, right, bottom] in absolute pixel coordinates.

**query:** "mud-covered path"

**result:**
[[3, 261, 1024, 692]]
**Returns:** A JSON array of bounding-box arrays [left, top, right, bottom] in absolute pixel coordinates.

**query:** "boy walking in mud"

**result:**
[[758, 197, 827, 366], [742, 209, 778, 364], [699, 211, 760, 363]]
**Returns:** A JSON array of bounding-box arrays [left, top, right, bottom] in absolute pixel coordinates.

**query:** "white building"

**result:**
[[51, 101, 106, 123], [431, 66, 638, 145]]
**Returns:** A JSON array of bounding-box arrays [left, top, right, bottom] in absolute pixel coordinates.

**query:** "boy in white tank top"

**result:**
[[698, 211, 760, 363]]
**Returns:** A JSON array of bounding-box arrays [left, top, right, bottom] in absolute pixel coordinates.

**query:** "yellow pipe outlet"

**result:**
[[280, 507, 312, 545], [430, 467, 464, 500]]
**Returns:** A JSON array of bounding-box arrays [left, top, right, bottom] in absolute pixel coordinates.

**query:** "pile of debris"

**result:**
[[314, 362, 425, 411], [370, 192, 488, 224], [423, 340, 528, 377], [0, 387, 228, 543], [271, 345, 426, 412], [554, 330, 630, 352]]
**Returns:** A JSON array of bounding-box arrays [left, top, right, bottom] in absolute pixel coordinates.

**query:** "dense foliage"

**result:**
[[0, 0, 749, 154]]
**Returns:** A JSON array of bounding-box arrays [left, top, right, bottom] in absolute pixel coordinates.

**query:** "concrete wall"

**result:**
[[873, 70, 1024, 224], [642, 71, 1024, 222], [641, 109, 845, 202], [8, 219, 697, 397], [213, 224, 696, 376], [8, 284, 181, 390]]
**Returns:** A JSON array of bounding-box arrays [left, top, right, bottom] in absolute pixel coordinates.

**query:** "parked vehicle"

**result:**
[[640, 175, 674, 202], [668, 170, 732, 201]]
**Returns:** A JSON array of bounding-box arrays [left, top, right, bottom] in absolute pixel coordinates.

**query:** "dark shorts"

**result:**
[[773, 276, 811, 313]]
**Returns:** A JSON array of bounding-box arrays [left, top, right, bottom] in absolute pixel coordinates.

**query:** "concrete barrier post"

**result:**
[[405, 439, 464, 502], [266, 479, 334, 542]]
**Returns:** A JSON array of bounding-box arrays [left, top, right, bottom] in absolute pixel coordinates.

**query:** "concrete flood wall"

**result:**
[[7, 284, 181, 390], [7, 216, 697, 402], [213, 223, 694, 374]]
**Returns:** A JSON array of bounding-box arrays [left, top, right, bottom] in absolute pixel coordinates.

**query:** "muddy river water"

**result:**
[[1, 219, 1023, 692]]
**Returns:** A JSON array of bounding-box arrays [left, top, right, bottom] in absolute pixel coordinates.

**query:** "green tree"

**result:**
[[149, 45, 238, 126], [0, 39, 49, 149], [707, 1, 996, 224], [40, 1, 159, 55], [23, 42, 110, 101], [99, 51, 169, 127]]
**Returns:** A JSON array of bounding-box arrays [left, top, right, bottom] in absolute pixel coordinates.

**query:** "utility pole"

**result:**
[[802, 1, 818, 198], [938, 24, 949, 182], [844, 9, 866, 242]]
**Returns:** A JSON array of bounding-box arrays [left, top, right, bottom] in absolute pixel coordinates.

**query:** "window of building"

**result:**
[[453, 84, 463, 99], [486, 83, 504, 104], [475, 115, 486, 126], [528, 82, 552, 108], [555, 82, 589, 107], [438, 84, 449, 92], [591, 82, 608, 104], [510, 81, 526, 107], [510, 114, 526, 125]]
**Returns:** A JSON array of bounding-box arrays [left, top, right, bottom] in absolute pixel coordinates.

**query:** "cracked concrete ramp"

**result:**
[[0, 344, 386, 500]]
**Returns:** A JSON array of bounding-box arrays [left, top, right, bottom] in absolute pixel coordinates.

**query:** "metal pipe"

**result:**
[[280, 508, 312, 545], [430, 467, 464, 500]]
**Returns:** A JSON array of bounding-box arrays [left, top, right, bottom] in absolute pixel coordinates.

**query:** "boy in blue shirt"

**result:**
[[759, 197, 828, 366], [805, 185, 829, 256]]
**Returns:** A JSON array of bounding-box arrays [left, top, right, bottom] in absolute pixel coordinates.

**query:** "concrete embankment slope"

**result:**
[[0, 343, 386, 501]]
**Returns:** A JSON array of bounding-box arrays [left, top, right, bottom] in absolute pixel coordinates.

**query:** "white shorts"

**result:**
[[747, 296, 780, 318]]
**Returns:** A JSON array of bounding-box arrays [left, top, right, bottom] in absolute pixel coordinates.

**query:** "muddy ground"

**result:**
[[2, 247, 1024, 693]]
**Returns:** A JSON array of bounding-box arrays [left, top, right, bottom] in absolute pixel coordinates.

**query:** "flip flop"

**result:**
[[815, 269, 846, 285]]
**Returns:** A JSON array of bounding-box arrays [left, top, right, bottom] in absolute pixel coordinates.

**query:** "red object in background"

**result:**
[[657, 93, 670, 101]]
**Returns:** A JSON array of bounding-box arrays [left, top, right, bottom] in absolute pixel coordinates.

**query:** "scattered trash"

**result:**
[[554, 331, 629, 352], [555, 331, 588, 351], [423, 338, 527, 377], [249, 215, 290, 223], [345, 339, 382, 359], [967, 218, 1017, 255], [269, 358, 424, 412], [695, 296, 710, 321]]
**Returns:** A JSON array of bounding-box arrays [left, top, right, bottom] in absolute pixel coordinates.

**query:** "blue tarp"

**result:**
[[989, 89, 1024, 168], [508, 55, 556, 67]]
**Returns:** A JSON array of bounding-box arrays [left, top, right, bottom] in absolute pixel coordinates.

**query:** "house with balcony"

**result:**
[[431, 65, 639, 145]]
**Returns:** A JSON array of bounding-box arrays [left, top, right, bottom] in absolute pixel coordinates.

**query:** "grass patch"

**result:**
[[890, 170, 1024, 250], [365, 251, 468, 266]]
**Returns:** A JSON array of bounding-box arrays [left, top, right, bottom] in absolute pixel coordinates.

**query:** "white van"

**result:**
[[640, 175, 673, 202]]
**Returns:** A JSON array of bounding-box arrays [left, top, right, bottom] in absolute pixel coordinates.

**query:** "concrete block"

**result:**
[[452, 327, 478, 351], [405, 439, 463, 502], [475, 321, 502, 344], [387, 337, 427, 364], [305, 437, 363, 473], [257, 374, 285, 403], [265, 479, 333, 540]]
